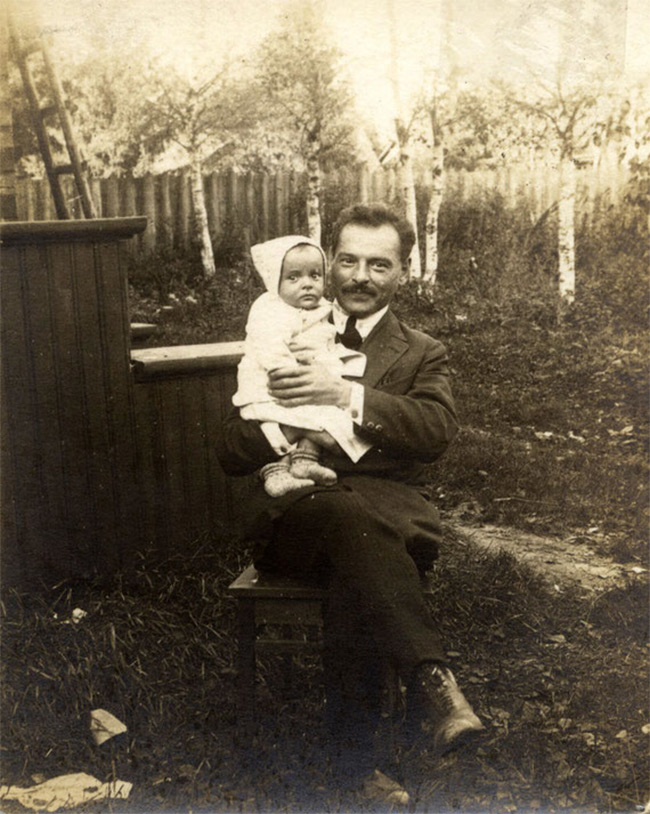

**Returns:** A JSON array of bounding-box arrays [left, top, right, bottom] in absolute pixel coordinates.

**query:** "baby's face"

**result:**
[[278, 245, 325, 309]]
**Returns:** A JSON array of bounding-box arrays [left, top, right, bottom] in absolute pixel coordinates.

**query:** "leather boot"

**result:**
[[409, 664, 485, 754], [359, 769, 410, 806]]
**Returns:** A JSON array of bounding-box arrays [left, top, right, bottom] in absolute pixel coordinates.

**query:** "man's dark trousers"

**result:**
[[255, 485, 447, 776]]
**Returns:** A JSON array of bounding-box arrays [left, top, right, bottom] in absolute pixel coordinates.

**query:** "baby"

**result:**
[[232, 235, 370, 497]]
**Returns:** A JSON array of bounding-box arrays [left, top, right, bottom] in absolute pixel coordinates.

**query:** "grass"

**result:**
[[128, 239, 649, 558], [3, 194, 647, 811], [1, 531, 648, 812]]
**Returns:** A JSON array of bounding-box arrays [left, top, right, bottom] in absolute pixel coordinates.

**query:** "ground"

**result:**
[[1, 516, 648, 814], [3, 200, 648, 811], [453, 520, 648, 594]]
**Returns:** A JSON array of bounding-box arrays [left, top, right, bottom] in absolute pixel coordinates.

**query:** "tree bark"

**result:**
[[190, 157, 216, 278], [424, 140, 444, 284], [557, 154, 575, 303], [398, 141, 421, 278], [387, 0, 421, 279]]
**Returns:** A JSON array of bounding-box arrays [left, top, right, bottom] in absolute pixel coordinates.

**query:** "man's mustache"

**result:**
[[340, 282, 375, 295]]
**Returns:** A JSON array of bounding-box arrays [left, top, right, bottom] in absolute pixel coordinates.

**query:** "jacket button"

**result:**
[[375, 424, 383, 432], [367, 421, 375, 429]]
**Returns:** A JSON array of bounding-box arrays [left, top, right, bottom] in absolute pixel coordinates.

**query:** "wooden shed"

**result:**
[[1, 217, 250, 588]]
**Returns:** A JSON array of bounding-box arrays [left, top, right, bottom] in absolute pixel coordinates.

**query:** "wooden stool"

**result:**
[[228, 564, 327, 739], [227, 563, 434, 740]]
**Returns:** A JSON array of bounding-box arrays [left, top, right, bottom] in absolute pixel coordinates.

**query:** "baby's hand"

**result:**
[[287, 337, 320, 365]]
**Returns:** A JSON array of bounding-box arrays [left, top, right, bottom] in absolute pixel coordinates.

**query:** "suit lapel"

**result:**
[[360, 310, 409, 387]]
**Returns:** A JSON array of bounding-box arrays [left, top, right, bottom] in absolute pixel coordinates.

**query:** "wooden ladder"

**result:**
[[8, 7, 97, 219]]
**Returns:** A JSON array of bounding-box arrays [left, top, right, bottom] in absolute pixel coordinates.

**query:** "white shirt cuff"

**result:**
[[348, 382, 365, 425], [259, 422, 296, 456]]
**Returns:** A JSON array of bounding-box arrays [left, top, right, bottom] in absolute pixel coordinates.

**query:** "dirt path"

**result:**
[[452, 521, 648, 593]]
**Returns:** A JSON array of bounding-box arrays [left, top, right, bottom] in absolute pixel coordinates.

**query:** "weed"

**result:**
[[1, 533, 647, 812]]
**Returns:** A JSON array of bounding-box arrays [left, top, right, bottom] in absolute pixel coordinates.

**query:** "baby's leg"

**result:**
[[290, 437, 337, 485], [260, 453, 316, 498]]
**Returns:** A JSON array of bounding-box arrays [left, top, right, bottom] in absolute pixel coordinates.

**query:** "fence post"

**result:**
[[205, 172, 218, 241], [142, 175, 156, 253], [218, 171, 228, 239], [260, 173, 270, 242], [385, 168, 396, 204], [289, 171, 300, 232], [158, 172, 174, 250], [371, 168, 385, 202], [358, 162, 370, 203], [244, 171, 255, 247], [20, 176, 36, 220], [178, 170, 191, 250], [90, 178, 102, 218], [275, 172, 286, 235], [104, 175, 120, 217], [227, 168, 237, 220], [121, 176, 138, 256]]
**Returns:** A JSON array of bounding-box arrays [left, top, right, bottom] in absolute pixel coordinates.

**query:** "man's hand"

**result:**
[[269, 363, 351, 409]]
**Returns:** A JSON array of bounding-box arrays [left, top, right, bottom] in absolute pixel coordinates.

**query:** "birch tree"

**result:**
[[386, 0, 421, 278], [135, 64, 256, 277], [256, 0, 354, 242], [494, 0, 625, 305]]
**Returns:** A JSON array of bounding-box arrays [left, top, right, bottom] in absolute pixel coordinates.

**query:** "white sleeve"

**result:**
[[245, 297, 297, 371], [348, 381, 365, 425]]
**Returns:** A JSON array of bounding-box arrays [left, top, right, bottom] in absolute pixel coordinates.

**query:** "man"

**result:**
[[217, 203, 483, 804]]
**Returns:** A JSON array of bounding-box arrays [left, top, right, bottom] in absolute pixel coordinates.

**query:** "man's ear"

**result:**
[[399, 257, 411, 285]]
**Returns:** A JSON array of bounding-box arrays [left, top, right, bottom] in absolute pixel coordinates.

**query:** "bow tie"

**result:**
[[335, 315, 363, 350]]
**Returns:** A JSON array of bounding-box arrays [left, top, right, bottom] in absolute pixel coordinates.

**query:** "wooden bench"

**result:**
[[227, 563, 435, 741]]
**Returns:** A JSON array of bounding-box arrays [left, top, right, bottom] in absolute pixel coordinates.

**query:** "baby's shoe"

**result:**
[[260, 461, 315, 497], [290, 449, 337, 486]]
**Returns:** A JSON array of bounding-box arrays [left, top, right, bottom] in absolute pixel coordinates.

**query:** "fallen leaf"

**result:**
[[90, 709, 127, 745], [615, 729, 628, 739]]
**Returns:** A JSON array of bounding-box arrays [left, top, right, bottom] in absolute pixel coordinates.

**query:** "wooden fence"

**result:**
[[0, 217, 253, 588], [12, 156, 630, 257]]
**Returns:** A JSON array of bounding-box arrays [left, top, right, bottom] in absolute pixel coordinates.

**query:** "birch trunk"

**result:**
[[424, 141, 444, 284], [400, 145, 421, 278], [306, 139, 322, 243], [387, 0, 420, 279], [190, 158, 216, 278], [558, 154, 576, 303]]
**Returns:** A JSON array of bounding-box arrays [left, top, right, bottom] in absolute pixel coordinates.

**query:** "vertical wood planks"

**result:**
[[260, 174, 270, 242], [178, 170, 191, 250], [158, 173, 174, 250], [48, 242, 99, 565], [0, 248, 44, 583], [142, 175, 156, 252], [0, 218, 147, 587], [205, 173, 219, 242], [129, 368, 243, 553], [14, 164, 629, 245]]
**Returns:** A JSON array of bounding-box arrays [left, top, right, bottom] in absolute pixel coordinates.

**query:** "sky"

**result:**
[[36, 0, 650, 136]]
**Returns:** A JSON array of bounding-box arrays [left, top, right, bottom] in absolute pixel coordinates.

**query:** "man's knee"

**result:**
[[289, 488, 368, 528]]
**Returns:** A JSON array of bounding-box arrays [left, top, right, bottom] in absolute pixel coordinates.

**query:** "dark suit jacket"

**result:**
[[217, 309, 459, 562]]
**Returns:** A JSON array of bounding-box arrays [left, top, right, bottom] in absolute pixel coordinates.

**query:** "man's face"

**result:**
[[330, 223, 408, 317], [278, 245, 325, 309]]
